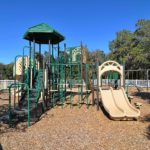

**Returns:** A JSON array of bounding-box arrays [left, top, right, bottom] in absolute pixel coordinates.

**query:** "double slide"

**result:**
[[100, 87, 140, 120]]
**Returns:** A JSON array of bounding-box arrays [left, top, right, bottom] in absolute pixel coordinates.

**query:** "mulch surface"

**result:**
[[0, 87, 150, 150]]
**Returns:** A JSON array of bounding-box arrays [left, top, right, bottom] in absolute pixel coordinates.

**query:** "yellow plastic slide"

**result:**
[[100, 87, 140, 120]]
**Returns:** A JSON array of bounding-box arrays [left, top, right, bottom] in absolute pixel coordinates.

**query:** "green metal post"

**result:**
[[52, 64, 55, 108], [18, 83, 19, 104], [27, 85, 30, 127], [39, 44, 41, 69], [58, 43, 60, 101], [52, 44, 54, 58], [70, 64, 72, 108], [29, 41, 32, 89], [64, 43, 67, 100], [60, 64, 64, 109], [86, 64, 89, 109], [80, 43, 83, 102], [14, 55, 22, 107], [42, 57, 46, 107], [33, 39, 36, 78], [78, 64, 81, 108], [48, 40, 51, 102], [14, 57, 16, 108], [8, 87, 11, 127], [92, 64, 95, 106], [23, 46, 32, 82]]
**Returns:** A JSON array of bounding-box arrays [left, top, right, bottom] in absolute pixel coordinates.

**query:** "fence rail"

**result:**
[[0, 80, 15, 90], [94, 79, 150, 88], [125, 79, 150, 88], [1, 79, 150, 90]]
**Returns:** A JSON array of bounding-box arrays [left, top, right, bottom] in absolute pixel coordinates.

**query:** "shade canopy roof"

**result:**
[[23, 23, 65, 44]]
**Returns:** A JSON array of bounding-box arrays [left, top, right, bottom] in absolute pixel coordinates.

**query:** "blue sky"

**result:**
[[0, 0, 150, 64]]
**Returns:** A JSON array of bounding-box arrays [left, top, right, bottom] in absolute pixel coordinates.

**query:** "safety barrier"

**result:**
[[0, 80, 15, 90], [93, 79, 150, 88], [126, 79, 150, 88]]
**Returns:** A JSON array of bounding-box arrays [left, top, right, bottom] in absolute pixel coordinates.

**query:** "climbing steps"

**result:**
[[8, 69, 44, 126]]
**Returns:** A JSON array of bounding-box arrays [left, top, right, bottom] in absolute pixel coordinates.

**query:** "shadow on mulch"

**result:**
[[0, 89, 9, 100], [146, 125, 150, 140], [141, 115, 150, 140], [99, 102, 110, 119], [0, 144, 3, 150], [133, 91, 150, 102], [0, 97, 8, 101], [144, 115, 150, 122], [0, 104, 8, 117], [144, 115, 150, 140], [0, 102, 47, 134]]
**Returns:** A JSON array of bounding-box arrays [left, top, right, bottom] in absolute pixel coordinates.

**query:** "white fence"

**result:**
[[0, 79, 150, 90], [0, 80, 15, 90], [93, 79, 120, 86], [125, 80, 150, 88], [93, 79, 150, 88]]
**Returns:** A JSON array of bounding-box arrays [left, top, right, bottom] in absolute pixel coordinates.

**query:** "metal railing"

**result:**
[[8, 83, 30, 127]]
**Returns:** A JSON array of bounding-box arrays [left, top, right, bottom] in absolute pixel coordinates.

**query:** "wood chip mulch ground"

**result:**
[[0, 87, 150, 150]]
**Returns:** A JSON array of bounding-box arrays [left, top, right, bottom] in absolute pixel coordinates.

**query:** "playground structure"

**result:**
[[8, 23, 99, 127], [1, 23, 141, 127]]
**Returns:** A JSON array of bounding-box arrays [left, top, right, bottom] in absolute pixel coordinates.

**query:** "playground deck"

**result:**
[[0, 87, 150, 150]]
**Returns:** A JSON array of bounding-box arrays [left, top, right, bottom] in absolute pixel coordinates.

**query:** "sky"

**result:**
[[0, 0, 150, 64]]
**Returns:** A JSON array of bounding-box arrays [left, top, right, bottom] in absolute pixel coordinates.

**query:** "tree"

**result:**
[[87, 49, 106, 64], [5, 63, 14, 79], [134, 19, 150, 68], [0, 62, 14, 79], [108, 19, 150, 69]]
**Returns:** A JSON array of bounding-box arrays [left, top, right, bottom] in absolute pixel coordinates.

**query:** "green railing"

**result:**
[[35, 70, 43, 106], [8, 83, 30, 127], [24, 68, 29, 85], [48, 63, 90, 109], [85, 64, 89, 109]]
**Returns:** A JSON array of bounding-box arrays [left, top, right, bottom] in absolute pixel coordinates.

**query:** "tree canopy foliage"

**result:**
[[87, 49, 106, 65], [108, 19, 150, 69], [0, 63, 14, 80]]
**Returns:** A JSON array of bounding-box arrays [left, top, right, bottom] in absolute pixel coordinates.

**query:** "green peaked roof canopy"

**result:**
[[23, 23, 65, 44]]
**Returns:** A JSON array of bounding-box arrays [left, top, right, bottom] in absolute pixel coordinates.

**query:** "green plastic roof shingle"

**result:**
[[23, 23, 65, 44]]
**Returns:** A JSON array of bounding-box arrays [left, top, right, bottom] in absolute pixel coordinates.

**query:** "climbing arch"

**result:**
[[99, 60, 124, 87]]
